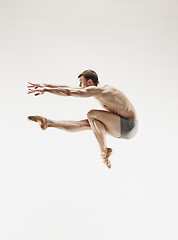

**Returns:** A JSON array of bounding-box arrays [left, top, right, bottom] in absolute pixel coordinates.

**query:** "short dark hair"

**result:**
[[78, 69, 99, 86]]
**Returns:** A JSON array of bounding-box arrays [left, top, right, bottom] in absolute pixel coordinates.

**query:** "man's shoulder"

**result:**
[[85, 85, 120, 96], [101, 85, 120, 93], [85, 85, 113, 91]]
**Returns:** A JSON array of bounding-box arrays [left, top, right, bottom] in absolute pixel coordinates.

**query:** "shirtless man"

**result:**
[[27, 69, 138, 168]]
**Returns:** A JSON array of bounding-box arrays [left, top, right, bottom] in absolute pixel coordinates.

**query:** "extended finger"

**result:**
[[29, 90, 44, 94], [28, 82, 41, 87], [35, 92, 44, 96], [28, 91, 43, 95], [28, 82, 39, 85], [28, 89, 38, 94], [28, 90, 36, 94], [28, 82, 37, 86], [27, 86, 40, 90]]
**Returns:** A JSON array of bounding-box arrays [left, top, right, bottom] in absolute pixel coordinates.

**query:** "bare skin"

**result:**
[[27, 75, 137, 168]]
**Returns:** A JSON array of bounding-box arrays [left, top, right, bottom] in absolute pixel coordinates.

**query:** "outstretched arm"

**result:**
[[45, 86, 105, 97], [27, 82, 80, 89], [27, 82, 80, 96], [28, 84, 106, 98]]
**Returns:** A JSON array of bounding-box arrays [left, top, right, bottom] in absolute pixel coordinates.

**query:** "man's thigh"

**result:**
[[87, 109, 121, 138]]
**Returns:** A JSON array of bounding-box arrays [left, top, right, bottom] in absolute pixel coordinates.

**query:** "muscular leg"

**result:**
[[28, 110, 121, 151], [28, 110, 121, 168], [87, 110, 121, 155], [47, 119, 91, 132], [28, 116, 91, 132], [48, 110, 121, 157]]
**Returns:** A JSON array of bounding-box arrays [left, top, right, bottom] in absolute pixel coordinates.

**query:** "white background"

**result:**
[[0, 0, 178, 239]]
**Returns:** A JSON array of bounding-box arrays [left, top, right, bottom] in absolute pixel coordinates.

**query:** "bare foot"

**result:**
[[28, 115, 48, 130], [101, 148, 112, 169]]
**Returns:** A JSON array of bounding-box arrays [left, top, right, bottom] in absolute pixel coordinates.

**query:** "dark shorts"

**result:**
[[120, 117, 138, 139]]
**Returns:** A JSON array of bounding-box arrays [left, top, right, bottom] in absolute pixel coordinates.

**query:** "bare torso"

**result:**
[[94, 85, 137, 119]]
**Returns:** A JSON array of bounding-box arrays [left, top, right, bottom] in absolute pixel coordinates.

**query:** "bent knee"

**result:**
[[87, 109, 98, 119]]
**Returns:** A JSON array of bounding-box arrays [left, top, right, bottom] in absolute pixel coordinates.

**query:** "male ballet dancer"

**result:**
[[28, 69, 138, 168]]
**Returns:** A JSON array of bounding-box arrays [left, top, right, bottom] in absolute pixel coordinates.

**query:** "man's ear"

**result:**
[[88, 79, 94, 85]]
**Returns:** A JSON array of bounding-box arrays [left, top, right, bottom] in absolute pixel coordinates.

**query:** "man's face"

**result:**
[[79, 75, 89, 88]]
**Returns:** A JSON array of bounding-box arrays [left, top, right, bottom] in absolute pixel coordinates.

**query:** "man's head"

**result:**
[[78, 69, 99, 88]]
